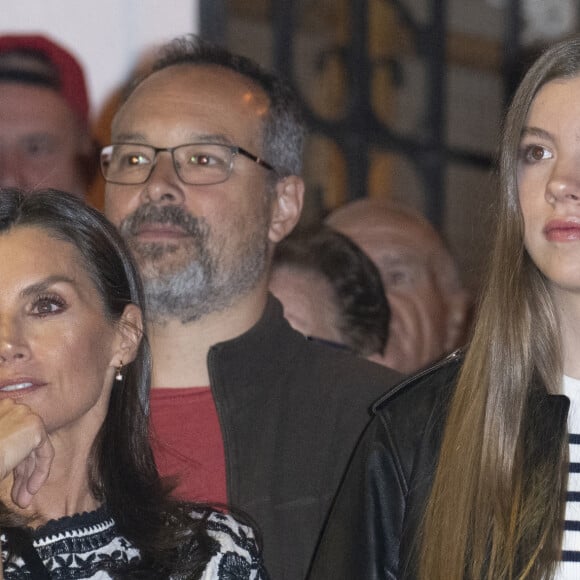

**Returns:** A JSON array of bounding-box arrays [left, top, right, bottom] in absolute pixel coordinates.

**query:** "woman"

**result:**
[[308, 36, 580, 579], [0, 189, 267, 579]]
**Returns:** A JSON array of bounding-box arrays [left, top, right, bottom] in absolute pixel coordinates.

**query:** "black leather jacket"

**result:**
[[308, 351, 570, 579], [207, 294, 400, 580], [308, 351, 461, 580]]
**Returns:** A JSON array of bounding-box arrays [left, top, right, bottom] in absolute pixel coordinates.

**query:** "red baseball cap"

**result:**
[[0, 34, 89, 125]]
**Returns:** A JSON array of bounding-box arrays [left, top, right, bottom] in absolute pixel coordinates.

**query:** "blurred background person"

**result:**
[[270, 225, 390, 358], [0, 34, 96, 195], [327, 199, 470, 373]]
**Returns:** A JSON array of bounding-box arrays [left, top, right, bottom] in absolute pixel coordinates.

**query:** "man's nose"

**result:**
[[0, 150, 25, 188], [140, 152, 185, 205]]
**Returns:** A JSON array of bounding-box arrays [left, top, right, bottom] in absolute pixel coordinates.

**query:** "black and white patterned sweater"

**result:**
[[0, 506, 268, 579]]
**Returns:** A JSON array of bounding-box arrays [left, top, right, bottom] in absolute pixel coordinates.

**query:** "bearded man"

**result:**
[[102, 35, 399, 580]]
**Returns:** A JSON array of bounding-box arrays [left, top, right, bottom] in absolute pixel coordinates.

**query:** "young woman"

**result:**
[[0, 189, 267, 579], [308, 36, 580, 579]]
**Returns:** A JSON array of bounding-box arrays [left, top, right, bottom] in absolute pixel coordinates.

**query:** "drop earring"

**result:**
[[115, 361, 124, 382]]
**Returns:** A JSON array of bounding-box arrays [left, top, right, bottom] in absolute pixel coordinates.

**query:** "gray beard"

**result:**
[[119, 204, 269, 324]]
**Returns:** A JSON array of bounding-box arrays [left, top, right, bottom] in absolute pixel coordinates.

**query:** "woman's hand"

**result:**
[[0, 399, 54, 509]]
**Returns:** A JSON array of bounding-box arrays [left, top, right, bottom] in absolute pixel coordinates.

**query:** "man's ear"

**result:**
[[268, 175, 305, 243], [445, 290, 471, 351], [111, 304, 144, 367]]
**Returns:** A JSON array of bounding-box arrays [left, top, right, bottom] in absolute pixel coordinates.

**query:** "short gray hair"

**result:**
[[127, 35, 306, 178]]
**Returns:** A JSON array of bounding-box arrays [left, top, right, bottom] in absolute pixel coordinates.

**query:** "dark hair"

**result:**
[[0, 189, 214, 578], [125, 34, 305, 178], [0, 49, 61, 89], [273, 225, 390, 356]]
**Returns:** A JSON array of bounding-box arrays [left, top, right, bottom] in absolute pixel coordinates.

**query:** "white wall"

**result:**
[[1, 0, 199, 119]]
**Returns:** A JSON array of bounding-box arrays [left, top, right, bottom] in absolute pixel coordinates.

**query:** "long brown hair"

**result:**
[[419, 37, 580, 579]]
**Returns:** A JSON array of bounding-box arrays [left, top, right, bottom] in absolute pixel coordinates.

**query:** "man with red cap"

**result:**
[[0, 34, 95, 195]]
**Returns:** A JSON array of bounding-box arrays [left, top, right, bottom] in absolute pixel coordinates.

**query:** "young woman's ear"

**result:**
[[268, 176, 305, 243], [111, 304, 144, 368]]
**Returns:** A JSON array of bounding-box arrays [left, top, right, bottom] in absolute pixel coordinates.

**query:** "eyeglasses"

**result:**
[[100, 142, 276, 186]]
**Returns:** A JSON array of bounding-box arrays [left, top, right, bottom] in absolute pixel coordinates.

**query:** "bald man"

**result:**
[[327, 199, 470, 373]]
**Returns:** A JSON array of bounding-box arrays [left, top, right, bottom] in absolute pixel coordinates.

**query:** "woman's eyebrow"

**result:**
[[20, 275, 76, 298], [521, 126, 554, 141]]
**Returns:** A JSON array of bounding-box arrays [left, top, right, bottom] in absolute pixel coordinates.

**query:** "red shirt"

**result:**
[[149, 386, 227, 504]]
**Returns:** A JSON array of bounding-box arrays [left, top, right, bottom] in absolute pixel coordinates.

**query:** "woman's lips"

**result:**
[[0, 379, 46, 399], [0, 381, 33, 392], [544, 219, 580, 242]]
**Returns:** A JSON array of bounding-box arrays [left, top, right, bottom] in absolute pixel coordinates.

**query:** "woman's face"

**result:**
[[0, 225, 138, 437], [518, 75, 580, 299]]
